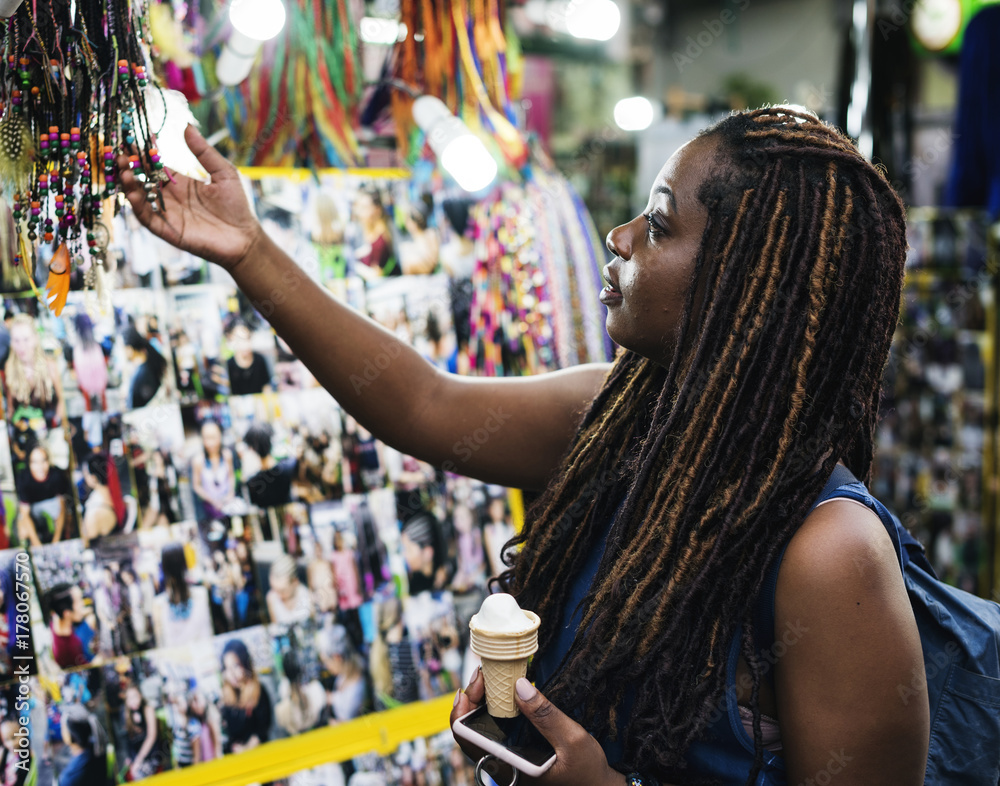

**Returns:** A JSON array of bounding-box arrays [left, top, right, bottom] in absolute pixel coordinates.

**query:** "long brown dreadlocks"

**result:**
[[497, 107, 907, 783]]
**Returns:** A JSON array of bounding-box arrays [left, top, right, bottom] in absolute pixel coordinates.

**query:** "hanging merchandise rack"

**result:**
[[0, 0, 164, 314], [209, 0, 364, 168], [388, 0, 525, 171], [465, 173, 610, 376]]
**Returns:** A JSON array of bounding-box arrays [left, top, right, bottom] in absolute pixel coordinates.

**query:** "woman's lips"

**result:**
[[601, 265, 622, 304]]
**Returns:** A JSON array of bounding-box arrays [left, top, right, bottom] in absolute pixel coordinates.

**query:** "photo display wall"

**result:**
[[0, 171, 585, 785]]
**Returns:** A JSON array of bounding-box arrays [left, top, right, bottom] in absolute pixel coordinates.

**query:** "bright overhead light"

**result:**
[[217, 0, 286, 85], [566, 0, 620, 41], [229, 0, 286, 42], [216, 31, 260, 86], [440, 135, 499, 193], [360, 17, 407, 45], [614, 97, 655, 131], [412, 95, 499, 193]]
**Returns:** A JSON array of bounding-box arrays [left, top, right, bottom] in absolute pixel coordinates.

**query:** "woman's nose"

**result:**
[[606, 221, 633, 260]]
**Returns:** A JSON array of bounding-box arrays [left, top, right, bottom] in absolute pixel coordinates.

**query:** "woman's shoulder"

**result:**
[[779, 497, 898, 597], [773, 496, 910, 651]]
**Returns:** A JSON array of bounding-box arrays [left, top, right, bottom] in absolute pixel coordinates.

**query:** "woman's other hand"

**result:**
[[450, 670, 626, 786], [450, 668, 489, 765], [117, 125, 264, 273], [513, 678, 625, 785]]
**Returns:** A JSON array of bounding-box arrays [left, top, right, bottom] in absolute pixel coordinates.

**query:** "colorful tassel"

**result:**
[[45, 242, 70, 315]]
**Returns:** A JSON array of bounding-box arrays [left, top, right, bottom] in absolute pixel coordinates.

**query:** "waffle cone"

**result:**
[[469, 610, 541, 718], [479, 656, 531, 718]]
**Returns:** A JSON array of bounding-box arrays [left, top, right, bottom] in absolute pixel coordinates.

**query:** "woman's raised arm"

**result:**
[[118, 126, 610, 491]]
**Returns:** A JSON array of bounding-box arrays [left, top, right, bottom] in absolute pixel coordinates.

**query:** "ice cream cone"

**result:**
[[470, 610, 540, 718]]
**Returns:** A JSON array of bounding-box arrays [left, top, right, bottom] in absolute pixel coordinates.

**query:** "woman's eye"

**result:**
[[645, 215, 665, 238]]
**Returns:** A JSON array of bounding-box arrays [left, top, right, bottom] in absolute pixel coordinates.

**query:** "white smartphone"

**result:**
[[452, 705, 558, 778]]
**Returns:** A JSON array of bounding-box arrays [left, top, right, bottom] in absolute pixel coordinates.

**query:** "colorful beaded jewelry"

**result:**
[[0, 0, 161, 312]]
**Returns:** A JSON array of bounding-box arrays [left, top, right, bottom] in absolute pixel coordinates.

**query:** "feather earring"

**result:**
[[0, 113, 34, 192]]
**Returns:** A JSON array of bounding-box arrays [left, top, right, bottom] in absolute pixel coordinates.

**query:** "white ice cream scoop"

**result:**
[[470, 592, 535, 634]]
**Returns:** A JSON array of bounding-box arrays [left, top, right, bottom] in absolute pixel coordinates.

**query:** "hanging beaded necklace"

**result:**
[[0, 0, 162, 314]]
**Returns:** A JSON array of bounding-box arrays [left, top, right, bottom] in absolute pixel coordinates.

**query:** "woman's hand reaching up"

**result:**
[[117, 125, 264, 272]]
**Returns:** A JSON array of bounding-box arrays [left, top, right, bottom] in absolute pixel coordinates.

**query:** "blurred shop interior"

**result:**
[[0, 0, 994, 785]]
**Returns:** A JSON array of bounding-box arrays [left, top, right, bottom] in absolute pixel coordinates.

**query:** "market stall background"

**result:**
[[0, 0, 992, 784]]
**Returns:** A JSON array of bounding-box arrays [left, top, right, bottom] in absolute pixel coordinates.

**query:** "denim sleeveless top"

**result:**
[[531, 466, 879, 785]]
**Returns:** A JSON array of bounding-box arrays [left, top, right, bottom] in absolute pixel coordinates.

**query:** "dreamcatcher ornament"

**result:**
[[0, 0, 165, 314]]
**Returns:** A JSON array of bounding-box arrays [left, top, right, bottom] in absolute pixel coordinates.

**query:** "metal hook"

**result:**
[[475, 754, 519, 786]]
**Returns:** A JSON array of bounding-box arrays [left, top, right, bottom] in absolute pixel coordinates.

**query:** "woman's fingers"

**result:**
[[464, 666, 485, 704], [116, 154, 194, 247], [514, 679, 577, 751], [450, 668, 487, 763], [449, 668, 482, 725], [116, 155, 166, 225], [183, 124, 235, 180]]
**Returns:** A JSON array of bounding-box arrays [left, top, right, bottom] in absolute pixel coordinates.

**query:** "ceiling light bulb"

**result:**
[[440, 135, 499, 193], [216, 30, 261, 86], [566, 0, 620, 41], [614, 97, 655, 131], [413, 95, 499, 193], [229, 0, 286, 42]]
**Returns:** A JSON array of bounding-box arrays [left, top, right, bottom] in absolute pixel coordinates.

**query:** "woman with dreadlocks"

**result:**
[[119, 107, 929, 785]]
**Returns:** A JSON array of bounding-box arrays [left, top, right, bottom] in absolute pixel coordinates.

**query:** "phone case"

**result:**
[[452, 707, 558, 778]]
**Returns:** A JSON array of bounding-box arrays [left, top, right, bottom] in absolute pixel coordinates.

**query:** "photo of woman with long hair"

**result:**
[[144, 448, 179, 529], [189, 691, 222, 763], [351, 187, 399, 280], [121, 683, 163, 781], [123, 404, 185, 531], [4, 312, 66, 435], [152, 542, 214, 648], [232, 539, 262, 629], [274, 649, 326, 736], [191, 419, 236, 522], [80, 452, 126, 544], [219, 638, 273, 754], [316, 622, 370, 724], [120, 565, 152, 651], [167, 688, 202, 768]]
